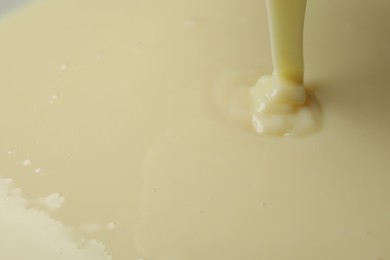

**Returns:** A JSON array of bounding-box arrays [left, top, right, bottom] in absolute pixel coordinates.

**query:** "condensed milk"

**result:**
[[0, 0, 389, 259]]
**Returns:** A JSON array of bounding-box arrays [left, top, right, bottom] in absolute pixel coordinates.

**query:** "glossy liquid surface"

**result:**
[[0, 0, 390, 259]]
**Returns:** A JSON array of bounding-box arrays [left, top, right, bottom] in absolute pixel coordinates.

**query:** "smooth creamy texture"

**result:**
[[267, 0, 306, 81], [0, 0, 390, 259]]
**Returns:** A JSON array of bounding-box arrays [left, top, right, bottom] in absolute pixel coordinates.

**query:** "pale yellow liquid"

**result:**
[[267, 0, 307, 82], [0, 0, 390, 259], [251, 0, 320, 136]]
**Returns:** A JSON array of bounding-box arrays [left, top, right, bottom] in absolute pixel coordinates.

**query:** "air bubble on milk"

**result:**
[[7, 148, 18, 155], [34, 168, 43, 175], [106, 222, 117, 230], [60, 63, 68, 70], [39, 192, 65, 210], [22, 159, 32, 166], [49, 93, 60, 104]]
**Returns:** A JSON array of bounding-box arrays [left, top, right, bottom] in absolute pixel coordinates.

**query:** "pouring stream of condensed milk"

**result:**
[[251, 0, 320, 136]]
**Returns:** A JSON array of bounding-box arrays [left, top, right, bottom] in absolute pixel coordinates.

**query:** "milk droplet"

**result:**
[[60, 64, 68, 70], [49, 93, 60, 104], [7, 150, 13, 155], [106, 222, 117, 230], [34, 168, 43, 175], [22, 159, 32, 166]]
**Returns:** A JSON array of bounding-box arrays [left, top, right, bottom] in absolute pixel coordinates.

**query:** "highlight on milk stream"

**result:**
[[0, 178, 112, 260], [250, 0, 321, 136]]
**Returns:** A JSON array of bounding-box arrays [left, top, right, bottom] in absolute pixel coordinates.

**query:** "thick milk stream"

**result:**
[[0, 0, 390, 259], [267, 0, 307, 82], [252, 0, 320, 136]]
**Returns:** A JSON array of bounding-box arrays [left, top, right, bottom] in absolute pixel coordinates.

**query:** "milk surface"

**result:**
[[0, 0, 389, 259]]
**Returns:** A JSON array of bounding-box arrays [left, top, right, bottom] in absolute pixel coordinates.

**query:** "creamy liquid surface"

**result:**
[[0, 0, 390, 259]]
